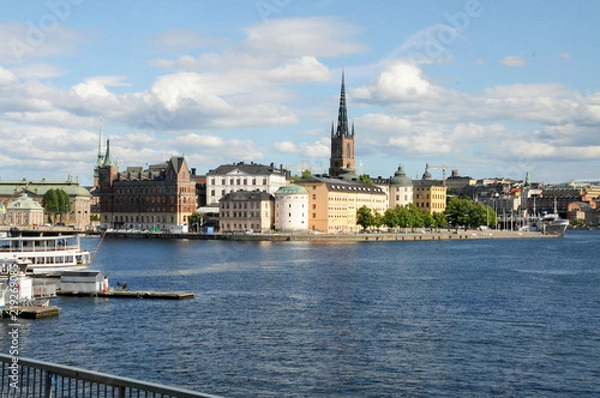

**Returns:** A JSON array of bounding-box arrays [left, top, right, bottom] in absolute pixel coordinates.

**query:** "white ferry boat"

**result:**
[[0, 235, 91, 275]]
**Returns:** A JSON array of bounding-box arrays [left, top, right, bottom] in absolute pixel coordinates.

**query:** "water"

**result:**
[[2, 231, 600, 397]]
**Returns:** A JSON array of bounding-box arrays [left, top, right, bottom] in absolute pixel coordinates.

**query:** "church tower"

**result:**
[[93, 117, 105, 188], [329, 70, 355, 177]]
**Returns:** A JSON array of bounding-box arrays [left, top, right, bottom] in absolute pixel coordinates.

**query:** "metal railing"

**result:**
[[0, 354, 223, 398]]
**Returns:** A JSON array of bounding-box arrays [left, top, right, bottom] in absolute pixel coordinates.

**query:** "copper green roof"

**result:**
[[7, 194, 44, 210], [0, 180, 91, 197], [390, 165, 413, 187], [276, 184, 308, 195]]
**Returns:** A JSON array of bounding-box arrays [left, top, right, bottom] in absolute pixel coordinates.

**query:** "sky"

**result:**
[[1, 0, 599, 186]]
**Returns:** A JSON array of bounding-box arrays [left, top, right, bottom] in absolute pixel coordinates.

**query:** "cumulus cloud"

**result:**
[[274, 137, 330, 158], [500, 56, 526, 67]]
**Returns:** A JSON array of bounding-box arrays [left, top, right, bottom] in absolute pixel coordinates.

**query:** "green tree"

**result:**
[[57, 189, 71, 223], [43, 188, 71, 224], [359, 174, 373, 185], [383, 207, 400, 230], [421, 209, 435, 228], [445, 197, 472, 228], [373, 210, 385, 230], [406, 203, 423, 230], [433, 212, 448, 229], [356, 205, 375, 230], [291, 169, 313, 182], [188, 212, 203, 232]]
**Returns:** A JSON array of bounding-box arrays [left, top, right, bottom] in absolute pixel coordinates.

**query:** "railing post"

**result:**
[[118, 385, 126, 397], [44, 372, 53, 398]]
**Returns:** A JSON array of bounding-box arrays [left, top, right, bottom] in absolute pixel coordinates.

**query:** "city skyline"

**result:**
[[1, 1, 599, 186]]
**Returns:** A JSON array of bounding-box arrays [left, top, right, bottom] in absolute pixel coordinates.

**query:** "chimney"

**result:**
[[191, 168, 196, 175]]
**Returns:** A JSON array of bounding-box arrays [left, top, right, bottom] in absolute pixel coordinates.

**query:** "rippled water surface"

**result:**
[[2, 231, 600, 397]]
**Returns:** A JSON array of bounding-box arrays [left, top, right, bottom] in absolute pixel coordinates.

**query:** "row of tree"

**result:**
[[356, 197, 498, 231], [41, 188, 72, 224]]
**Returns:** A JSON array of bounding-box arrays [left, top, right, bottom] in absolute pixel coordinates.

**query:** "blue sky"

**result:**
[[1, 0, 599, 186]]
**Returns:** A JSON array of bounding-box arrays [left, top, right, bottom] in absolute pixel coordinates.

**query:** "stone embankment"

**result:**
[[104, 229, 559, 242]]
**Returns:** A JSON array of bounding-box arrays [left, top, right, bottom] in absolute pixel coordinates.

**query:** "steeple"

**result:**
[[329, 70, 356, 177], [95, 117, 105, 168], [102, 139, 114, 167], [335, 69, 350, 138]]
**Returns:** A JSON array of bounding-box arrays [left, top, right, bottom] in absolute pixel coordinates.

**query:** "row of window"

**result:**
[[211, 178, 268, 186], [113, 186, 193, 194], [115, 196, 192, 204]]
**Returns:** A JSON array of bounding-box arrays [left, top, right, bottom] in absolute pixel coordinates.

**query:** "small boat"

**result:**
[[0, 259, 56, 307], [522, 212, 569, 236], [0, 234, 91, 275]]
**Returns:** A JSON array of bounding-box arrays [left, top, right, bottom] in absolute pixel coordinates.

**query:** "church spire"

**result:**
[[335, 69, 349, 138], [95, 117, 105, 168], [102, 139, 114, 167]]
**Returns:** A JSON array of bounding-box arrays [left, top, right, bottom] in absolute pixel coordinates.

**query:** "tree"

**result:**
[[42, 189, 70, 224], [356, 205, 375, 230], [188, 212, 203, 232], [383, 207, 400, 230], [373, 210, 385, 230], [291, 169, 313, 182], [359, 174, 373, 185], [433, 212, 447, 229], [421, 209, 435, 228], [445, 197, 472, 228]]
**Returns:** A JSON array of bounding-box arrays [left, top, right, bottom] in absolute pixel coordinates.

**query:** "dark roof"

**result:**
[[219, 191, 274, 202], [208, 162, 285, 176], [298, 176, 385, 195]]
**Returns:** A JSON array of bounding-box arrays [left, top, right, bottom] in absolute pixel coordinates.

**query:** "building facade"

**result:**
[[389, 165, 414, 208], [96, 141, 197, 231], [0, 178, 91, 227], [413, 179, 447, 214], [219, 191, 274, 233], [296, 176, 387, 233], [274, 184, 309, 232], [6, 194, 45, 226], [205, 162, 289, 209]]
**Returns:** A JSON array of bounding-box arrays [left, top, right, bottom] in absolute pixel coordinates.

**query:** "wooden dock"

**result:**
[[1, 306, 60, 319], [57, 290, 195, 300]]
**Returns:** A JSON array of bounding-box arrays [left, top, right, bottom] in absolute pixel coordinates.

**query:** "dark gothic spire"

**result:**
[[335, 69, 350, 138], [102, 139, 114, 167]]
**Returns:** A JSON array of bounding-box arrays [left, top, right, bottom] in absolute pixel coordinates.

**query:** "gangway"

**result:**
[[0, 354, 223, 398]]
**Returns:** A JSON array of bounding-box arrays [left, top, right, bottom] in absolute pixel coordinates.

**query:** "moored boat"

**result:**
[[0, 235, 91, 275]]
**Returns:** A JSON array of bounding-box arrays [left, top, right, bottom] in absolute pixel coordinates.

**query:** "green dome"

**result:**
[[276, 184, 308, 194], [390, 165, 413, 187]]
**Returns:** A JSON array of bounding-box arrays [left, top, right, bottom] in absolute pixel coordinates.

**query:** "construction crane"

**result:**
[[426, 164, 487, 186]]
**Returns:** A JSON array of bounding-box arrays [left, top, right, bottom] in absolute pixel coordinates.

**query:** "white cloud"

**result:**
[[0, 22, 84, 64], [11, 62, 65, 79], [500, 56, 526, 68], [274, 137, 330, 158], [244, 17, 366, 58]]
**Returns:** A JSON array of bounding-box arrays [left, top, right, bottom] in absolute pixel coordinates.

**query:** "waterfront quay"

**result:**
[[104, 229, 559, 242]]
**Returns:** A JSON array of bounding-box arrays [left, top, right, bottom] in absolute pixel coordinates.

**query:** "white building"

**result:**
[[6, 194, 45, 226], [274, 184, 309, 232], [205, 162, 289, 210], [389, 165, 413, 208]]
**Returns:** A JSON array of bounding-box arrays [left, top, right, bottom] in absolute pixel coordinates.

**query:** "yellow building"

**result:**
[[296, 176, 387, 233], [413, 180, 447, 214]]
